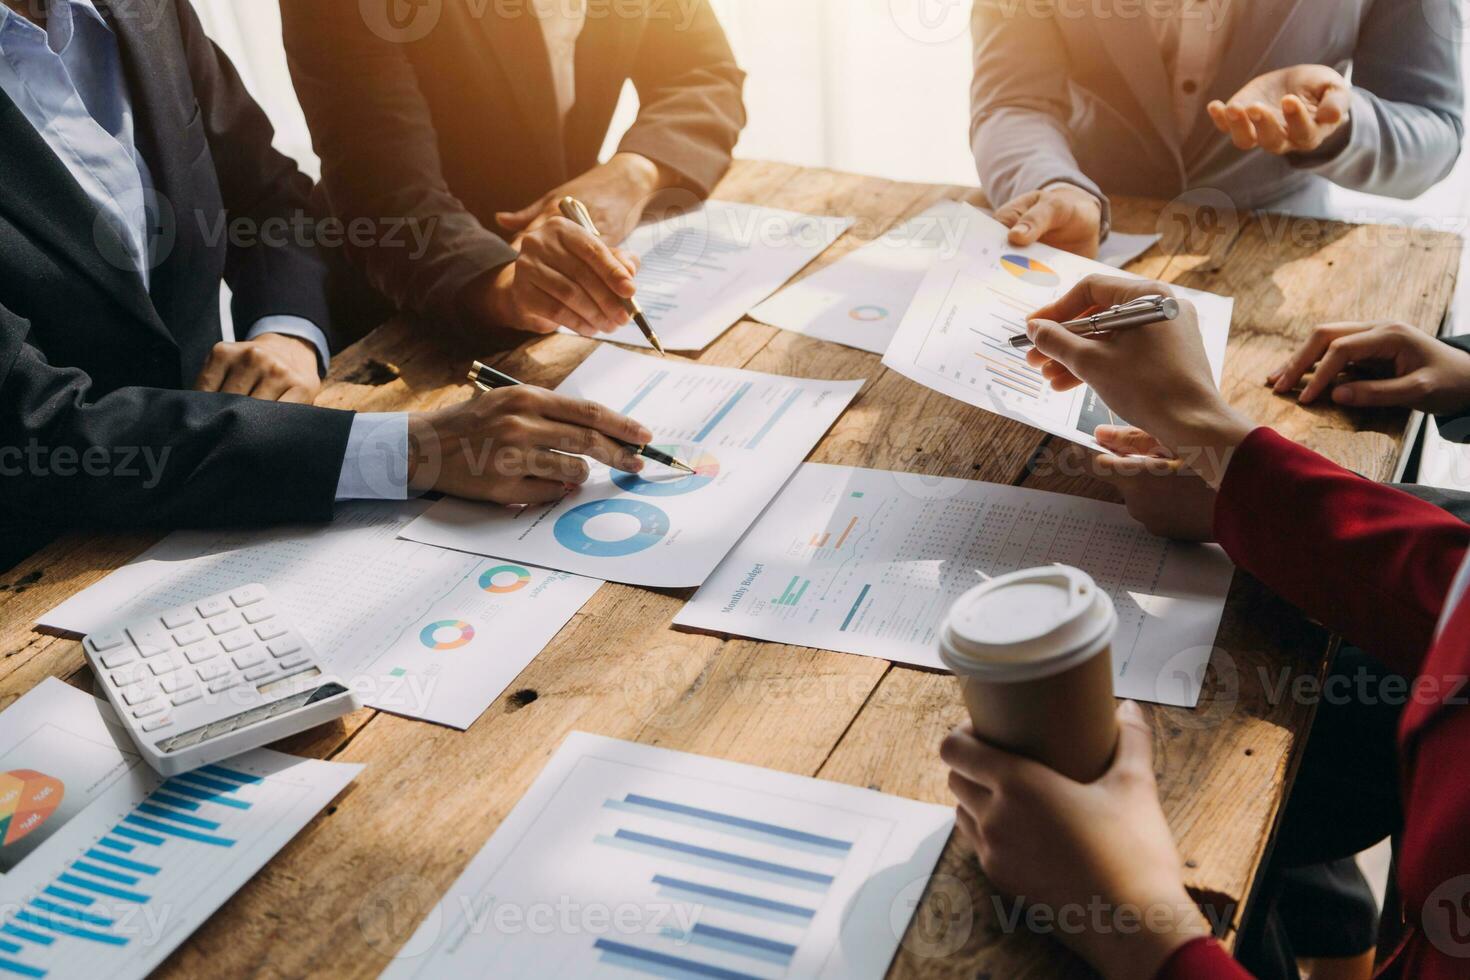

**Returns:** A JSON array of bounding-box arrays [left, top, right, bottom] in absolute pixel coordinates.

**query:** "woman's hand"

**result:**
[[1094, 427, 1218, 543], [1207, 65, 1352, 156], [995, 183, 1104, 258], [1267, 321, 1470, 413], [941, 702, 1213, 980], [1025, 275, 1255, 486]]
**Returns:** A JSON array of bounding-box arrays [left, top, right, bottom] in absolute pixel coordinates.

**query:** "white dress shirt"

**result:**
[[539, 0, 588, 123]]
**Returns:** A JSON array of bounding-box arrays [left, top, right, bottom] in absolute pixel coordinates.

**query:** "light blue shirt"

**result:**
[[0, 0, 407, 501]]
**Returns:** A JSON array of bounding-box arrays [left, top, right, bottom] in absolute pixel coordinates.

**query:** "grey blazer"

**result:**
[[971, 0, 1465, 217]]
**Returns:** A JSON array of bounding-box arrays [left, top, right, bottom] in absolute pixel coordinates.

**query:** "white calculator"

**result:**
[[82, 584, 361, 775]]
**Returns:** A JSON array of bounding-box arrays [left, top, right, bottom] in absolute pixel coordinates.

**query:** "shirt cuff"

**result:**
[[335, 413, 410, 501], [245, 316, 330, 376]]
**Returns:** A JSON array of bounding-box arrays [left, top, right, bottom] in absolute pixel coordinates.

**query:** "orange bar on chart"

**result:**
[[810, 533, 830, 547], [834, 517, 859, 549]]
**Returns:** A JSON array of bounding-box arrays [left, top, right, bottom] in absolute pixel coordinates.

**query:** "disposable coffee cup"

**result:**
[[939, 566, 1119, 783]]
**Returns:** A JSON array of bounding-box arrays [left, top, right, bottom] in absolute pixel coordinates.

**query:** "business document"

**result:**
[[580, 201, 853, 351], [0, 679, 358, 979], [41, 503, 601, 730], [675, 464, 1235, 707], [380, 732, 952, 980], [882, 212, 1232, 449], [401, 347, 864, 587]]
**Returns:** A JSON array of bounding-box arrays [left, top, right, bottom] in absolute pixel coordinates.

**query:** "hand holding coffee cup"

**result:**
[[938, 565, 1119, 782]]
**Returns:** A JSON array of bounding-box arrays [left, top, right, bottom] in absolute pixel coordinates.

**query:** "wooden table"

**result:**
[[0, 161, 1460, 978]]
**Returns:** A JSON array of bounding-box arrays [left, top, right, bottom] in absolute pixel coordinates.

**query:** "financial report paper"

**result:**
[[40, 502, 601, 730], [882, 211, 1232, 449], [379, 732, 953, 980], [0, 679, 358, 980], [575, 201, 853, 351], [401, 347, 864, 587], [675, 464, 1235, 707]]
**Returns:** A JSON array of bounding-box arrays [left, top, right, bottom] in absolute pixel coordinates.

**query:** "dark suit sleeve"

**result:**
[[1430, 334, 1470, 442], [280, 0, 518, 325], [173, 0, 344, 347], [0, 303, 354, 529], [615, 0, 745, 196]]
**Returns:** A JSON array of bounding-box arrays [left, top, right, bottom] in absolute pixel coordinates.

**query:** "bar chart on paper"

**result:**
[[381, 733, 952, 980], [676, 465, 1236, 707], [0, 680, 359, 980]]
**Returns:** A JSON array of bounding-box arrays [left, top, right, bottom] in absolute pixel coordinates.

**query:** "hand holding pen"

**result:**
[[469, 361, 695, 474], [559, 197, 667, 355]]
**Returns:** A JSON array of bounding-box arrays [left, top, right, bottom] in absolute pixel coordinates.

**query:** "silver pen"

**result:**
[[1008, 294, 1180, 350]]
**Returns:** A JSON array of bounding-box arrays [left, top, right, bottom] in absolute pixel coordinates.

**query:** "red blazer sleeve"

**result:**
[[1157, 938, 1253, 979], [1214, 428, 1470, 676]]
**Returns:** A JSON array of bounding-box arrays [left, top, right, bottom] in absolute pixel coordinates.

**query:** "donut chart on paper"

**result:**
[[610, 447, 720, 498], [420, 621, 475, 650], [0, 770, 63, 846], [999, 254, 1061, 288], [849, 304, 889, 322], [479, 564, 532, 594], [554, 499, 671, 557]]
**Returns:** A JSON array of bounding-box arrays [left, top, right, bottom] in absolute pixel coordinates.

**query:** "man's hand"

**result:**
[[1268, 321, 1470, 412], [193, 333, 321, 404], [474, 219, 641, 337], [497, 153, 667, 245], [1094, 427, 1218, 543], [941, 703, 1213, 980], [406, 386, 652, 505], [1207, 65, 1352, 156], [995, 183, 1103, 258]]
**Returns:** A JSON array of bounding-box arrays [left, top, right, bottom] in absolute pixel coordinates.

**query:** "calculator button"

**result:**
[[141, 717, 174, 732], [242, 607, 273, 625], [86, 631, 126, 653], [255, 622, 288, 642], [127, 623, 169, 649], [232, 650, 266, 670], [197, 662, 229, 682], [148, 656, 180, 676], [278, 654, 310, 670], [207, 676, 241, 694], [244, 665, 275, 682], [208, 613, 243, 636], [170, 688, 201, 707], [137, 643, 171, 660], [220, 633, 254, 653], [110, 666, 147, 687], [120, 683, 156, 705], [161, 609, 197, 629], [132, 700, 166, 718], [184, 644, 219, 665], [99, 649, 137, 669], [268, 638, 302, 658], [197, 596, 231, 618], [230, 586, 266, 608], [172, 624, 207, 646], [160, 674, 192, 694]]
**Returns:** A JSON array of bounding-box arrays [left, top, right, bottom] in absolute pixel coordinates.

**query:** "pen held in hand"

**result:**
[[557, 196, 667, 356], [467, 360, 696, 475], [1008, 295, 1181, 350]]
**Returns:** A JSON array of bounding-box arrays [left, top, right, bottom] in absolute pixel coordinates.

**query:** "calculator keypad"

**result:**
[[84, 587, 318, 739]]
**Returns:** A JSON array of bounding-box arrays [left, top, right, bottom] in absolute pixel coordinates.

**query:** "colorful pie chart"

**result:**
[[479, 564, 532, 594], [554, 498, 671, 557], [0, 770, 63, 847], [610, 447, 720, 497], [999, 254, 1061, 288], [420, 621, 475, 650]]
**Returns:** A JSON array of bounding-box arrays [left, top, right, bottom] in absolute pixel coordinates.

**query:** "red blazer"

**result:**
[[1159, 428, 1470, 979]]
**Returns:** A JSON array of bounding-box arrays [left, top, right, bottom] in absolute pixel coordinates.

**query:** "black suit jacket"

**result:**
[[0, 0, 355, 568], [282, 0, 746, 325]]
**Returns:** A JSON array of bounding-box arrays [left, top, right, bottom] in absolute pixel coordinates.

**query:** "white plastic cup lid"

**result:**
[[938, 566, 1117, 682]]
